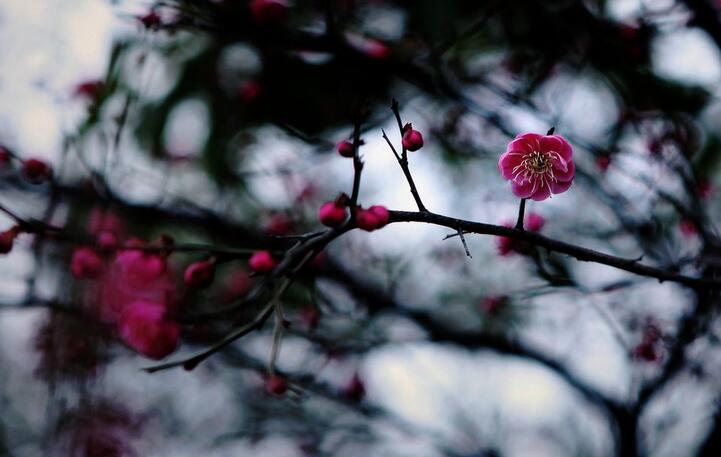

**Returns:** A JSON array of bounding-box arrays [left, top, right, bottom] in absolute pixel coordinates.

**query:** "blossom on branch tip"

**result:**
[[498, 133, 574, 201], [336, 140, 355, 158], [402, 124, 424, 151], [319, 201, 348, 227], [249, 250, 278, 273]]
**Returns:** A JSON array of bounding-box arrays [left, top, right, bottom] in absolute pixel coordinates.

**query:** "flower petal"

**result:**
[[551, 179, 573, 194], [515, 132, 543, 142], [506, 137, 536, 154], [530, 181, 552, 201], [498, 152, 524, 180], [512, 179, 536, 198], [551, 153, 568, 173], [553, 159, 575, 182], [543, 135, 573, 161]]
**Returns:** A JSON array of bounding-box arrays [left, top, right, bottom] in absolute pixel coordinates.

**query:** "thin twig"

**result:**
[[515, 198, 527, 230], [384, 99, 428, 212], [349, 119, 364, 210]]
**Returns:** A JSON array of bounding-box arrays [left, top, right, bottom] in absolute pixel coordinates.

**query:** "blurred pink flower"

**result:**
[[95, 244, 173, 323], [498, 133, 575, 201], [71, 247, 104, 279], [118, 300, 180, 360], [525, 212, 545, 232]]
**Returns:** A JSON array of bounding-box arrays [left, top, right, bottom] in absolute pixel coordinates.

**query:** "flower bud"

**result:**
[[402, 125, 424, 152], [249, 250, 278, 273], [319, 201, 348, 227], [336, 140, 354, 158], [356, 205, 389, 232]]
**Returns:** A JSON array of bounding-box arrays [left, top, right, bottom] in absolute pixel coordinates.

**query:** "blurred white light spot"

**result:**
[[653, 28, 721, 85], [164, 98, 210, 157]]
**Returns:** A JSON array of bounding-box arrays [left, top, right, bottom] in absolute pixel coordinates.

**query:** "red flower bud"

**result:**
[[71, 247, 104, 279], [184, 260, 215, 289], [265, 374, 288, 396], [356, 205, 389, 232], [319, 201, 348, 227], [336, 140, 355, 158], [402, 126, 424, 152], [118, 301, 180, 360], [249, 250, 278, 273], [22, 158, 53, 183]]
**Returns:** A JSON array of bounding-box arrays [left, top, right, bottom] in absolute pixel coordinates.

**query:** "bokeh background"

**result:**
[[2, 0, 721, 456]]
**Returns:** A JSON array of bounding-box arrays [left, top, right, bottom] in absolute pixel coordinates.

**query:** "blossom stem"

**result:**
[[515, 198, 527, 230]]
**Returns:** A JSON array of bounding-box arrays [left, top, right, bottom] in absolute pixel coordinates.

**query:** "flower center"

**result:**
[[511, 150, 560, 188], [525, 151, 552, 174]]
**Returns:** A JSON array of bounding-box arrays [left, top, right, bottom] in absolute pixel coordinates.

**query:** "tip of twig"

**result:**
[[546, 127, 556, 135]]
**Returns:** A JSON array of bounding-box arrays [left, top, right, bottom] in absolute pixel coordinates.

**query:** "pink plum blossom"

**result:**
[[498, 133, 575, 201]]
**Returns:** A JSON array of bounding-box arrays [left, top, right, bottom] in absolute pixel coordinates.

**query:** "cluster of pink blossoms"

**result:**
[[68, 209, 181, 361]]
